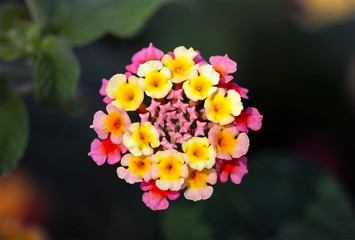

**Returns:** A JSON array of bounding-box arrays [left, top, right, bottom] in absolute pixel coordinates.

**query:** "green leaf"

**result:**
[[0, 81, 29, 175], [277, 176, 355, 239], [34, 36, 80, 109], [161, 203, 211, 240], [29, 0, 168, 45], [0, 3, 30, 61]]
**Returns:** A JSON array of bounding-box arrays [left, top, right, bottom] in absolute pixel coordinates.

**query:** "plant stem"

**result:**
[[0, 66, 33, 80], [25, 0, 39, 22]]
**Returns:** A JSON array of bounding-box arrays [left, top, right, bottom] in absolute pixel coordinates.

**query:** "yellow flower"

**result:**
[[205, 88, 243, 125], [151, 149, 188, 191], [184, 167, 217, 201], [161, 46, 198, 83], [106, 74, 144, 111], [298, 0, 355, 26], [123, 122, 160, 156], [117, 154, 153, 184], [137, 60, 173, 99], [182, 137, 216, 171], [183, 64, 219, 101]]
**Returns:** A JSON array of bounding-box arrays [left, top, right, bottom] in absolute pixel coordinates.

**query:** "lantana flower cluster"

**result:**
[[89, 44, 263, 211]]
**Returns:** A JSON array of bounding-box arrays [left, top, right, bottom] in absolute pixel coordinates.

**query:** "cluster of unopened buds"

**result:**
[[89, 44, 263, 210]]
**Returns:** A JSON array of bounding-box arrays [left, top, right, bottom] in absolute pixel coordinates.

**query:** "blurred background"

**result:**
[[0, 0, 354, 239]]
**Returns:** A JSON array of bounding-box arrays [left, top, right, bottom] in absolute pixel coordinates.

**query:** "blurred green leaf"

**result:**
[[277, 176, 355, 239], [34, 36, 79, 109], [0, 3, 30, 61], [0, 81, 29, 175], [30, 0, 168, 45], [161, 204, 211, 240]]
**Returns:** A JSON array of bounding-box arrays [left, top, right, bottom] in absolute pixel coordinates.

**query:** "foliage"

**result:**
[[0, 81, 28, 175], [0, 0, 168, 175]]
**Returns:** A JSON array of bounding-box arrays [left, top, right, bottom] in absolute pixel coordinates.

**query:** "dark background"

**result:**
[[3, 0, 355, 239]]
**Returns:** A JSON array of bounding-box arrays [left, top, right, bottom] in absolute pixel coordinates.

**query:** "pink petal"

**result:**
[[176, 133, 191, 144], [219, 82, 249, 99], [103, 96, 114, 104], [107, 148, 122, 165], [177, 112, 188, 126], [159, 102, 173, 113], [88, 139, 107, 166], [125, 43, 164, 74], [139, 112, 150, 124], [216, 157, 248, 184], [245, 107, 263, 131], [154, 123, 165, 136], [184, 186, 213, 201], [195, 121, 207, 136], [156, 113, 166, 127], [166, 121, 177, 132], [146, 100, 160, 117], [179, 122, 192, 133], [117, 167, 142, 184], [166, 111, 177, 121], [167, 89, 184, 101], [167, 190, 180, 200], [232, 133, 250, 158], [91, 111, 108, 140], [187, 107, 198, 122], [142, 191, 169, 211], [99, 78, 109, 96], [169, 132, 182, 143], [230, 156, 248, 184], [173, 99, 189, 114], [161, 137, 177, 150], [209, 54, 237, 83]]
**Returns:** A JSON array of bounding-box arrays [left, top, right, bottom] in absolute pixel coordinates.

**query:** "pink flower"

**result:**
[[216, 156, 248, 184], [187, 106, 198, 122], [169, 131, 182, 143], [159, 102, 173, 113], [146, 99, 160, 116], [125, 43, 164, 74], [218, 82, 249, 99], [99, 78, 114, 104], [209, 54, 237, 84], [166, 111, 177, 121], [100, 73, 132, 104], [90, 104, 131, 144], [234, 107, 263, 134], [208, 124, 249, 160], [184, 168, 217, 201], [194, 121, 207, 136], [179, 121, 192, 133], [161, 137, 177, 150], [156, 113, 166, 127], [172, 99, 189, 114], [141, 180, 180, 211], [176, 133, 191, 144], [154, 123, 165, 136], [88, 138, 127, 165], [167, 89, 184, 101], [139, 112, 150, 124]]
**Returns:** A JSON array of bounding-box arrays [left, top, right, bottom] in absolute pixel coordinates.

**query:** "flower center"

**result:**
[[146, 71, 167, 91], [187, 169, 208, 189], [187, 143, 209, 163], [159, 157, 182, 181], [168, 57, 191, 77], [104, 112, 124, 135], [128, 156, 152, 177], [215, 131, 236, 154]]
